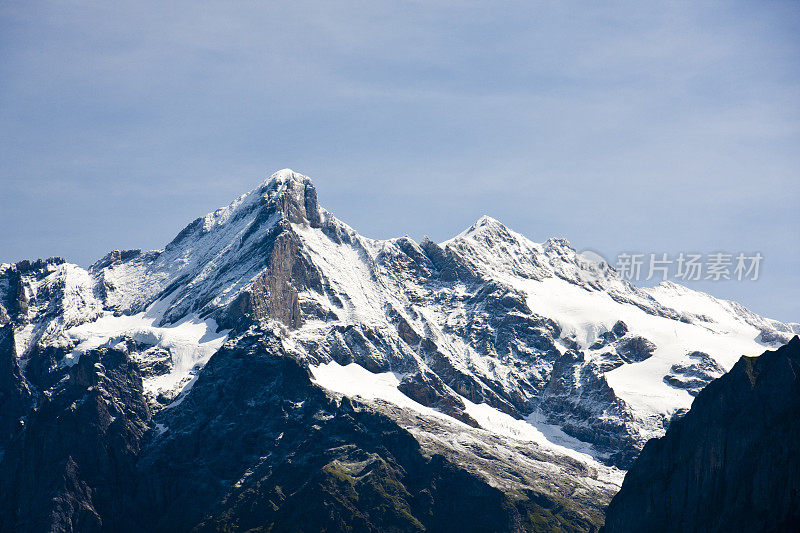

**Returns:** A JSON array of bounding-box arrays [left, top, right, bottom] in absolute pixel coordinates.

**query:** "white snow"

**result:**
[[292, 205, 795, 454], [12, 263, 105, 356], [292, 222, 390, 327], [64, 307, 228, 398], [310, 360, 609, 465], [309, 361, 417, 410], [460, 398, 602, 462], [434, 218, 787, 441], [513, 276, 767, 431]]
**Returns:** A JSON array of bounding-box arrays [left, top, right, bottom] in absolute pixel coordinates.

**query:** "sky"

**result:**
[[1, 1, 798, 322]]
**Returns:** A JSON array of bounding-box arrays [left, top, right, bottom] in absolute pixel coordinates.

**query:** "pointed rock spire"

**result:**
[[261, 169, 322, 228]]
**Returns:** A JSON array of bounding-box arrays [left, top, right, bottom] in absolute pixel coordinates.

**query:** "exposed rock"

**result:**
[[539, 349, 639, 467], [0, 347, 150, 532], [615, 336, 656, 363], [2, 266, 28, 323], [589, 321, 628, 350], [397, 370, 480, 427], [0, 325, 32, 454], [222, 224, 323, 331], [1, 169, 797, 531], [594, 352, 627, 373], [129, 331, 590, 532], [663, 351, 724, 396]]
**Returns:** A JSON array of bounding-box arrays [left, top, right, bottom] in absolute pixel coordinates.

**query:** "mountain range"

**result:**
[[1, 169, 797, 531]]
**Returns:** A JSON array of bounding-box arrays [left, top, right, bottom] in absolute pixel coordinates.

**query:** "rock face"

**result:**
[[0, 325, 31, 454], [662, 351, 724, 397], [0, 169, 798, 531], [603, 336, 800, 533], [0, 346, 150, 532]]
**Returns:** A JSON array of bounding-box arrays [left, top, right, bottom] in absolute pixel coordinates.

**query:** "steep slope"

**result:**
[[0, 325, 31, 455], [603, 336, 800, 533]]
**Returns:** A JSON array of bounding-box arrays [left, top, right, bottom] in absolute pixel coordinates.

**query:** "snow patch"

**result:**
[[310, 361, 610, 466], [64, 309, 228, 399]]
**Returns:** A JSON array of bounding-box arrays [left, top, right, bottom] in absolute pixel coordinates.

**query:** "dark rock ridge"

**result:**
[[0, 345, 150, 532], [0, 325, 32, 456], [603, 336, 800, 533]]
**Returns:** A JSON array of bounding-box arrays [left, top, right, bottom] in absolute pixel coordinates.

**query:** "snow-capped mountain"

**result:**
[[1, 169, 797, 530]]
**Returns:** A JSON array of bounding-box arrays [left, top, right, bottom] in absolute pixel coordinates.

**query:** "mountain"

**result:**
[[603, 336, 800, 533], [0, 169, 797, 531]]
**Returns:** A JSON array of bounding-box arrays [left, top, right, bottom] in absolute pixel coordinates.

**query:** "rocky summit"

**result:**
[[1, 169, 798, 532]]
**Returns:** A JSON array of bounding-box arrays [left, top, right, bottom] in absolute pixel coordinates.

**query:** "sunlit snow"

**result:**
[[65, 309, 228, 398]]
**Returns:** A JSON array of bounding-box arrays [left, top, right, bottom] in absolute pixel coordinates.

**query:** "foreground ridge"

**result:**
[[604, 336, 800, 533]]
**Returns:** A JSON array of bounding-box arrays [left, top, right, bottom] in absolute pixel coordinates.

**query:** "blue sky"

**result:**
[[1, 1, 798, 322]]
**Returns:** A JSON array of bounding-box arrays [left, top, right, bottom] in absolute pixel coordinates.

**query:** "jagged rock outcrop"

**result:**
[[224, 228, 323, 330], [662, 351, 724, 396], [397, 370, 480, 427], [538, 349, 639, 467], [603, 336, 800, 533]]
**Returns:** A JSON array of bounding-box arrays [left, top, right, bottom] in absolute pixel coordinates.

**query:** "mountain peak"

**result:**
[[449, 215, 511, 242], [263, 168, 310, 188], [250, 169, 322, 227], [472, 215, 508, 233], [543, 236, 574, 253], [475, 214, 502, 226]]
